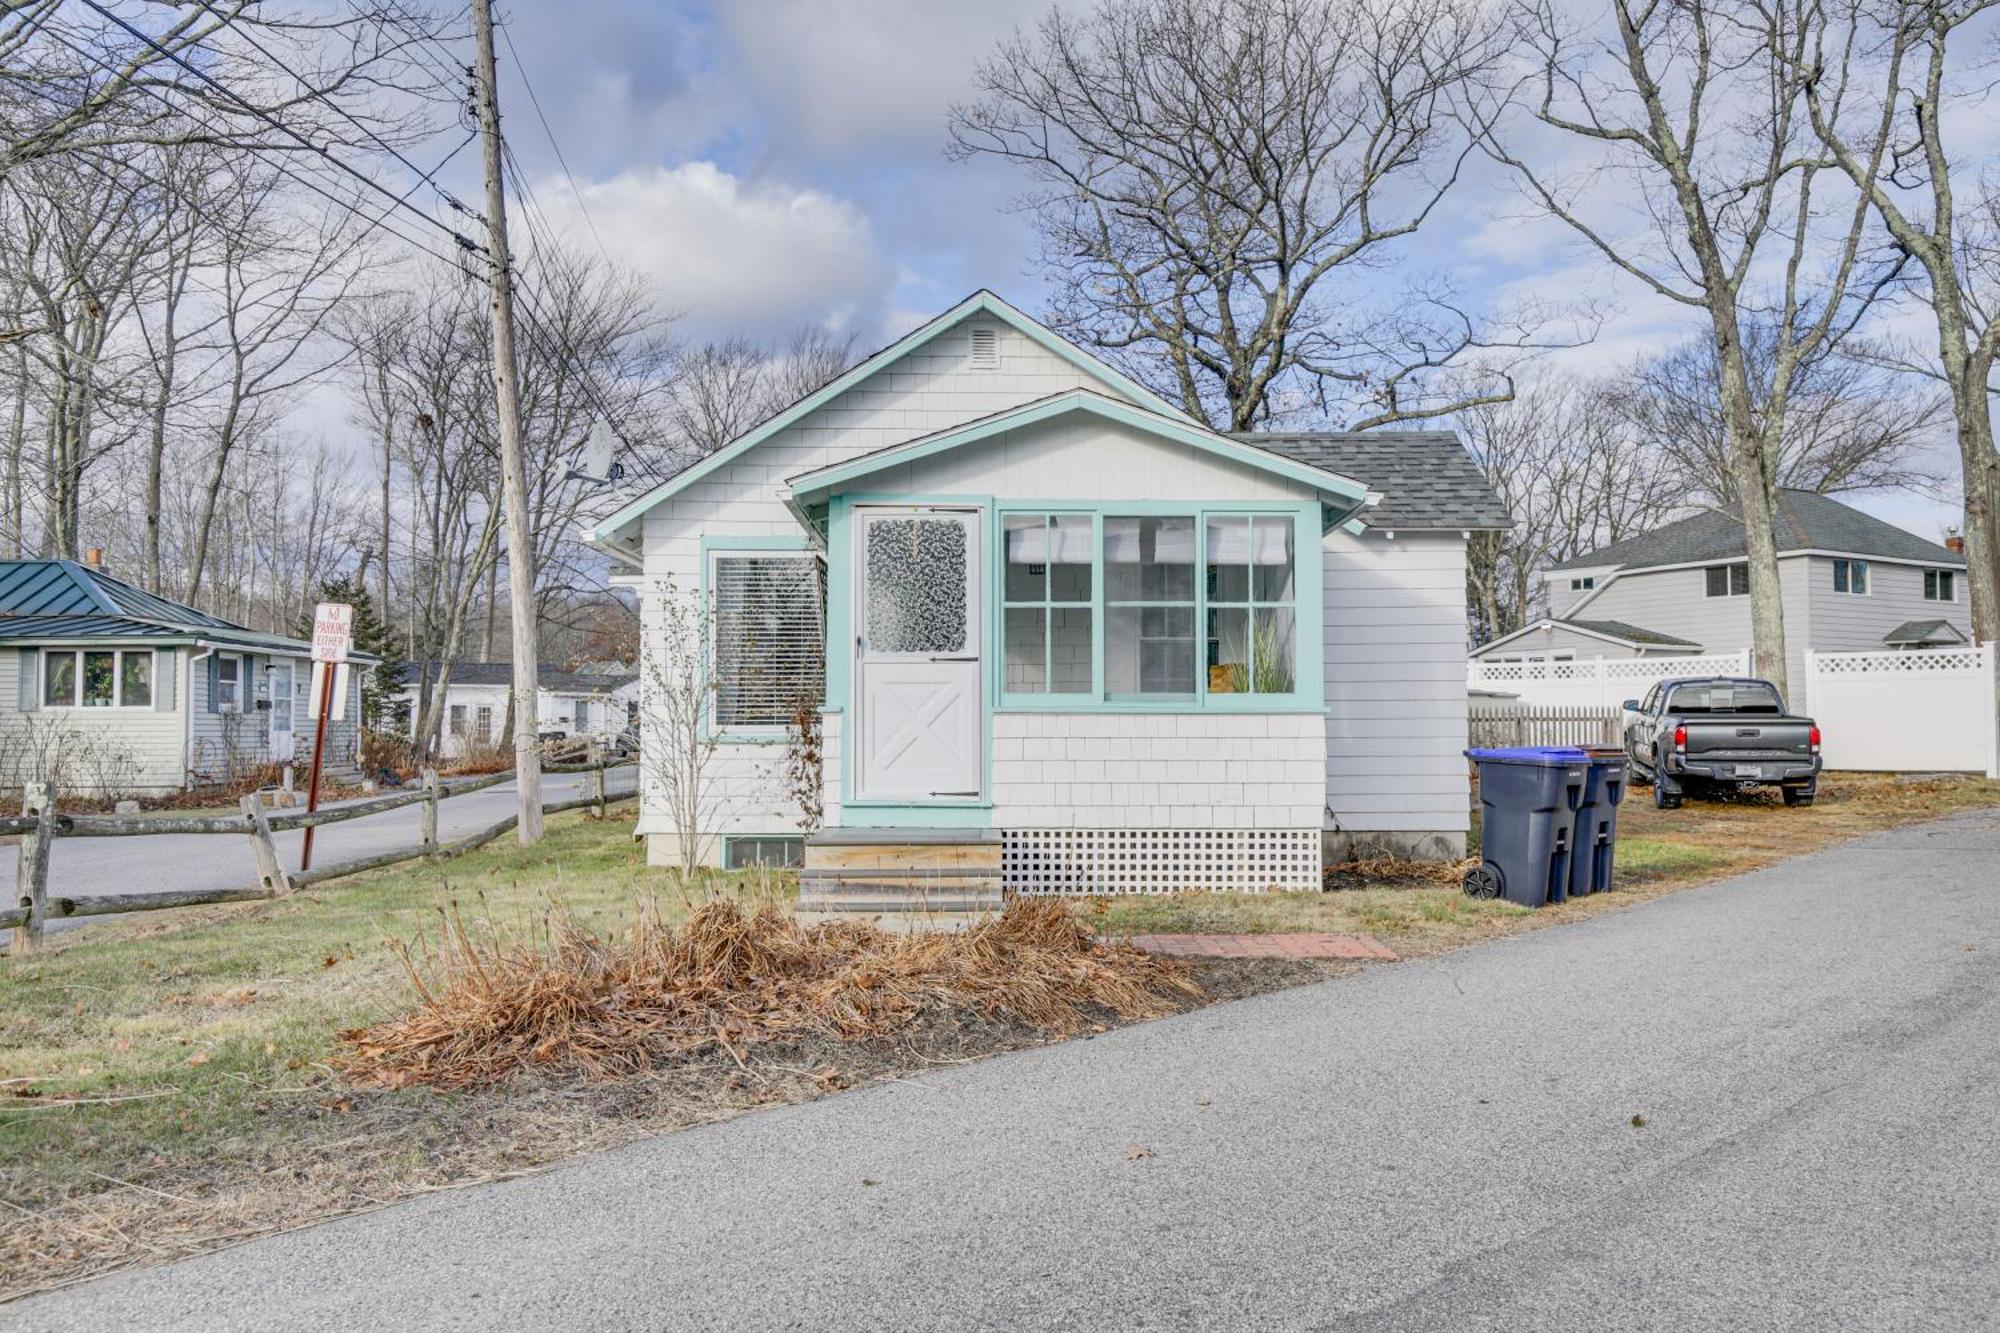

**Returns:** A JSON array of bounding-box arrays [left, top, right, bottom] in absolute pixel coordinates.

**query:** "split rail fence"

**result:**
[[4, 754, 634, 954]]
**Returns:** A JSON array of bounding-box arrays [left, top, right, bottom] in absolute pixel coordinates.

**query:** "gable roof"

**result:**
[[1552, 490, 1963, 572], [395, 661, 638, 693], [0, 559, 379, 660], [590, 290, 1192, 550], [783, 389, 1374, 516], [1247, 431, 1512, 531], [1476, 616, 1702, 656], [1881, 619, 1969, 647]]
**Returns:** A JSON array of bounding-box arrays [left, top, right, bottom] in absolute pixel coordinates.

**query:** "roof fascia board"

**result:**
[[589, 292, 1192, 545], [787, 391, 1371, 506], [1474, 618, 1689, 656]]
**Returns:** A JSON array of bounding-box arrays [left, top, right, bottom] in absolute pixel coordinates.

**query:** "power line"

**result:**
[[498, 22, 612, 270], [74, 0, 482, 250]]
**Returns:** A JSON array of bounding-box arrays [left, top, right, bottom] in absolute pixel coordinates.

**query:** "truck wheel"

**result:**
[[1782, 787, 1814, 808], [1463, 864, 1503, 900], [1652, 776, 1681, 811]]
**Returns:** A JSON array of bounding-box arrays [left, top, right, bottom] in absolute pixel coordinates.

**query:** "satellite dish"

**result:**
[[567, 419, 623, 485]]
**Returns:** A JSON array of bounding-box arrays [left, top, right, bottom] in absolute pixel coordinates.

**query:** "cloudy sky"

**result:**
[[431, 0, 1973, 541]]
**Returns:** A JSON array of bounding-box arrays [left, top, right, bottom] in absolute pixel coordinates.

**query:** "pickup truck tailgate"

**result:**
[[1682, 719, 1815, 762]]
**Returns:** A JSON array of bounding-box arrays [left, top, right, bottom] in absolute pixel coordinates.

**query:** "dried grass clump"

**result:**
[[340, 897, 1202, 1089], [1329, 855, 1478, 886]]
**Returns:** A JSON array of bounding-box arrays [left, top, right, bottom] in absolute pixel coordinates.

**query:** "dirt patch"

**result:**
[[0, 951, 1321, 1299]]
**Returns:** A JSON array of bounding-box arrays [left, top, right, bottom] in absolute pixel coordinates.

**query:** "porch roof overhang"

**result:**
[[779, 390, 1379, 534]]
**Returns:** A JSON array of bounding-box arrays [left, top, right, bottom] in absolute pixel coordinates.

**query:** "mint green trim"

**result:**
[[837, 804, 993, 829], [987, 500, 1324, 712], [786, 391, 1370, 508], [589, 291, 1190, 546], [833, 497, 996, 811], [698, 535, 819, 746]]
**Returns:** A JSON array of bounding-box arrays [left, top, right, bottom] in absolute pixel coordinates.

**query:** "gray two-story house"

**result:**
[[1471, 490, 1972, 687]]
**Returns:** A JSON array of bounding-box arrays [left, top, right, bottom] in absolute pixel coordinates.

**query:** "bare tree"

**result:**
[[1791, 0, 2000, 651], [655, 323, 857, 476], [948, 0, 1583, 432], [1473, 0, 1897, 697], [1611, 326, 1948, 504]]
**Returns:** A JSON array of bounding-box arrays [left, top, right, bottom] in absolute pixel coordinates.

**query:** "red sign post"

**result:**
[[301, 602, 353, 872]]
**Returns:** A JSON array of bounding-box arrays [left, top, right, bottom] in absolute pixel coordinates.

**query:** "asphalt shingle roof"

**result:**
[[1881, 619, 1967, 646], [1560, 618, 1702, 648], [1552, 491, 1963, 572], [1244, 431, 1513, 531]]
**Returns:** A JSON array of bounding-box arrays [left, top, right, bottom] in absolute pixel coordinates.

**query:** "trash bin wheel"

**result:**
[[1463, 863, 1503, 900]]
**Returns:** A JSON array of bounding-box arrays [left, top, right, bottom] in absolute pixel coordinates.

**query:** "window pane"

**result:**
[[1851, 560, 1868, 594], [865, 518, 967, 653], [44, 652, 75, 706], [1049, 514, 1092, 602], [1833, 560, 1848, 593], [1252, 517, 1295, 601], [1705, 566, 1725, 597], [1732, 563, 1749, 595], [714, 554, 824, 726], [1207, 606, 1248, 693], [1050, 607, 1092, 693], [1205, 516, 1250, 602], [1002, 513, 1046, 602], [83, 651, 115, 707], [1104, 516, 1194, 601], [1253, 606, 1297, 693], [1003, 606, 1046, 693], [1107, 604, 1194, 696], [121, 652, 152, 707]]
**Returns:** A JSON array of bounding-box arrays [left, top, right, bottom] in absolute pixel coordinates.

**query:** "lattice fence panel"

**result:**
[[1003, 828, 1320, 896]]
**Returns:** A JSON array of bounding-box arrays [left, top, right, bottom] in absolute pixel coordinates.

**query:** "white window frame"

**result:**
[[1924, 569, 1957, 602], [706, 545, 825, 738], [41, 647, 155, 709], [1703, 562, 1750, 598], [214, 652, 244, 712], [1832, 557, 1871, 596]]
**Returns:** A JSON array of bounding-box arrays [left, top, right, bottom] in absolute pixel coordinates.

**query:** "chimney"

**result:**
[[1945, 527, 1965, 555], [83, 547, 104, 568]]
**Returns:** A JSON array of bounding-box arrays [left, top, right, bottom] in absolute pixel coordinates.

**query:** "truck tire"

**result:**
[[1782, 786, 1815, 808], [1652, 756, 1682, 810]]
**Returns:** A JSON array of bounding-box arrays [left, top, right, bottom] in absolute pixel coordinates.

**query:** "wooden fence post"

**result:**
[[12, 782, 52, 954], [240, 793, 292, 896], [587, 741, 605, 818], [421, 768, 441, 860]]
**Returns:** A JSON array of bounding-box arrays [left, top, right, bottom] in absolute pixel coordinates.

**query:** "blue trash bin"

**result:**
[[1464, 747, 1590, 908], [1569, 748, 1628, 898]]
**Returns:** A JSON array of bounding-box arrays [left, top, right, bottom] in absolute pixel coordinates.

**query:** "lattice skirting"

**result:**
[[1002, 828, 1321, 896]]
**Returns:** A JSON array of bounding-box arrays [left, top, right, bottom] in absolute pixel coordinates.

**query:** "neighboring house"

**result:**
[[394, 662, 639, 759], [589, 290, 1510, 885], [1472, 490, 1972, 685], [0, 557, 373, 793]]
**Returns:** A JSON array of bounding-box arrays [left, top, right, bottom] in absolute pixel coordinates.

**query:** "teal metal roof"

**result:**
[[0, 559, 377, 660]]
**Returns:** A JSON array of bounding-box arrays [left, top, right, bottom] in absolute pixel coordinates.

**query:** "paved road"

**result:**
[[1, 766, 636, 933], [10, 806, 1999, 1331]]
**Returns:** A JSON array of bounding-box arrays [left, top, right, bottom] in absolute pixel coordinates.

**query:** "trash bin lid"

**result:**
[[1464, 746, 1591, 766]]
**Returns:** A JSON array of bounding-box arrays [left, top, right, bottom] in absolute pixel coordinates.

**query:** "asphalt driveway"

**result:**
[[9, 805, 1998, 1331]]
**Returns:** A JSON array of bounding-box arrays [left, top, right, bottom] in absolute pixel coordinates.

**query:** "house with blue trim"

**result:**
[[0, 557, 374, 794], [591, 292, 1509, 894]]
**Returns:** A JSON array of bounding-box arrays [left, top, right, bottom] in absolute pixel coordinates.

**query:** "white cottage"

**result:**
[[591, 292, 1509, 892]]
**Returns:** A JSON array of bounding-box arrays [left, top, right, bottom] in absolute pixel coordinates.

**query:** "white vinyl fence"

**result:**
[[1802, 645, 1998, 777], [1467, 652, 1754, 710]]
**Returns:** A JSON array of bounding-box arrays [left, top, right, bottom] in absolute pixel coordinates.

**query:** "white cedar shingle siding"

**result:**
[[1324, 531, 1470, 833]]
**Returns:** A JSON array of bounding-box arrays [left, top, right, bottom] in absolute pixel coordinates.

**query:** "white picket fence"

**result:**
[[1466, 652, 1754, 710], [1803, 645, 1998, 778]]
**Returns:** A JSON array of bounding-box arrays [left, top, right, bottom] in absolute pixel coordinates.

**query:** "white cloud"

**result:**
[[528, 162, 889, 338]]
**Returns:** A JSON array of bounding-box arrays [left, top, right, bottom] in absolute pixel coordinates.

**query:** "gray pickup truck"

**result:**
[[1622, 677, 1821, 810]]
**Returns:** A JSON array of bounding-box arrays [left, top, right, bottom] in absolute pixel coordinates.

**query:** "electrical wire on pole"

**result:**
[[469, 0, 543, 844]]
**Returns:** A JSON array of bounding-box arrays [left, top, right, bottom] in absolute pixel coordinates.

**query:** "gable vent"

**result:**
[[968, 325, 999, 369]]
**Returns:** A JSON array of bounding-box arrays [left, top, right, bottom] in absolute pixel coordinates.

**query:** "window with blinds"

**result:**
[[711, 552, 824, 728]]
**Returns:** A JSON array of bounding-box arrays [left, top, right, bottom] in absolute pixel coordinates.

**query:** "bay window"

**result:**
[[42, 648, 153, 708], [998, 504, 1315, 708]]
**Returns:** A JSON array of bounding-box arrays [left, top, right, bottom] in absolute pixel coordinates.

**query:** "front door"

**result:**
[[853, 506, 983, 802], [269, 661, 295, 763]]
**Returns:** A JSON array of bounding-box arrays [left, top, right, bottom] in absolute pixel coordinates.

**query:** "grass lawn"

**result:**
[[4, 769, 1996, 1298]]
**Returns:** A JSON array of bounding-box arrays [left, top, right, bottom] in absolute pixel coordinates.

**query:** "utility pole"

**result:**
[[469, 0, 543, 843]]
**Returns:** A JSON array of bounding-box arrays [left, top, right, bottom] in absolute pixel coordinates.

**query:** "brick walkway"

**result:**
[[1114, 932, 1399, 961]]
